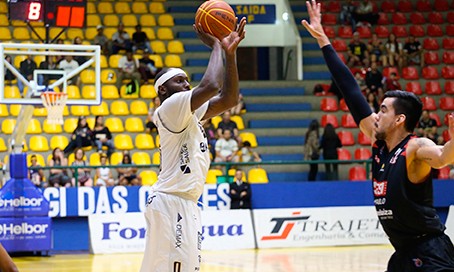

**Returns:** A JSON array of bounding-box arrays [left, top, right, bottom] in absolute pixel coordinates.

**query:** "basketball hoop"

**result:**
[[40, 92, 67, 124]]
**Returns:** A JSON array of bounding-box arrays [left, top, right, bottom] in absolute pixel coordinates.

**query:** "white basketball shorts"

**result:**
[[140, 191, 202, 272]]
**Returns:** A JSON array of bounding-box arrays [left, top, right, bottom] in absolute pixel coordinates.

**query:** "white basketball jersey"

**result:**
[[152, 90, 210, 202]]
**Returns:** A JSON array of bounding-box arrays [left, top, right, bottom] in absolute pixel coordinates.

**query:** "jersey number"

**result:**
[[173, 261, 181, 272]]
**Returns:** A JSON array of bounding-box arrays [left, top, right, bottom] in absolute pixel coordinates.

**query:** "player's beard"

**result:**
[[375, 131, 386, 141]]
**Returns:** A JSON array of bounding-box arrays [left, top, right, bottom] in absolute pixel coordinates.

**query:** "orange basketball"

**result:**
[[195, 0, 236, 40]]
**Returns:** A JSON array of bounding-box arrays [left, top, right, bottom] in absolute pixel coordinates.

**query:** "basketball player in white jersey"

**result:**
[[140, 18, 246, 272]]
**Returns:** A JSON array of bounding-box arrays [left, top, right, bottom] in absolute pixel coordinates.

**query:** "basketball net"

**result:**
[[40, 92, 68, 124]]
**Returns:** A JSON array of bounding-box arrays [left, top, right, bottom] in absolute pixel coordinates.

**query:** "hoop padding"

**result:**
[[41, 92, 68, 125]]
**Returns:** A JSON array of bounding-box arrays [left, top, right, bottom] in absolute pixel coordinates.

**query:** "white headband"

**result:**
[[154, 68, 187, 95]]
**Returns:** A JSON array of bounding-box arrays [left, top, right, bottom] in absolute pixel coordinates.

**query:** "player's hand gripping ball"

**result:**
[[195, 0, 236, 40]]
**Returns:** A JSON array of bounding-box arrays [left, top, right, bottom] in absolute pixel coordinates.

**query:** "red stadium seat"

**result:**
[[416, 0, 432, 11], [357, 26, 371, 39], [338, 131, 355, 146], [375, 26, 390, 38], [381, 1, 396, 12], [377, 13, 390, 25], [402, 66, 419, 80], [429, 112, 442, 127], [409, 12, 426, 25], [444, 113, 451, 126], [323, 26, 335, 38], [425, 81, 442, 95], [321, 13, 337, 25], [341, 114, 357, 128], [449, 12, 454, 24], [445, 81, 454, 94], [442, 66, 454, 79], [424, 52, 440, 65], [383, 67, 400, 78], [423, 38, 440, 50], [409, 25, 425, 37], [442, 129, 451, 143], [339, 99, 349, 112], [422, 66, 440, 79], [392, 13, 407, 25], [427, 12, 444, 24], [427, 25, 443, 37], [392, 26, 408, 38], [338, 26, 353, 38], [354, 148, 372, 160], [338, 148, 352, 161], [358, 131, 372, 146], [443, 38, 454, 50], [397, 0, 413, 12], [438, 166, 451, 179], [443, 52, 454, 64], [338, 53, 347, 64], [405, 81, 423, 95], [440, 97, 454, 110], [349, 166, 367, 181], [332, 39, 347, 52], [421, 96, 437, 111], [434, 0, 450, 11], [326, 1, 341, 12], [320, 97, 338, 112], [321, 114, 339, 128], [447, 25, 454, 36]]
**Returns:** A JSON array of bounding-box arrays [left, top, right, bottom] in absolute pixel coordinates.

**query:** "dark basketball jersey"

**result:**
[[372, 135, 445, 249]]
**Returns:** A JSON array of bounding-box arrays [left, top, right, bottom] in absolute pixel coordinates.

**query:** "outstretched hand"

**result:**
[[193, 23, 219, 49], [301, 0, 329, 45], [221, 17, 247, 55]]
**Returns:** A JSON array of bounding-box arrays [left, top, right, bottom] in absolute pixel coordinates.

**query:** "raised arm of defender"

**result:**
[[302, 0, 377, 142], [191, 18, 246, 119]]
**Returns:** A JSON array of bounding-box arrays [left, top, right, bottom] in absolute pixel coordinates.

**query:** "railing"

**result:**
[[28, 159, 373, 187]]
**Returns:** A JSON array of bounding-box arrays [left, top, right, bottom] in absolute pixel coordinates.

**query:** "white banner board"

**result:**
[[253, 206, 390, 248], [446, 205, 454, 241]]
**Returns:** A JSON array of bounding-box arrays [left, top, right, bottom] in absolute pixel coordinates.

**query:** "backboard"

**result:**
[[0, 42, 101, 105]]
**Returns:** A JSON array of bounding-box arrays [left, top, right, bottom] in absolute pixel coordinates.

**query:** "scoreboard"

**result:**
[[8, 0, 87, 28]]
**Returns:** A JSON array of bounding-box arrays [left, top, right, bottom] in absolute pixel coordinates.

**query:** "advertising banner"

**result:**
[[0, 217, 52, 252], [0, 178, 50, 217], [88, 209, 255, 254], [253, 206, 389, 248], [446, 205, 454, 240]]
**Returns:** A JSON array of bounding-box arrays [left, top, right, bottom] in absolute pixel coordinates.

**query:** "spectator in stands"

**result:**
[[229, 169, 252, 209], [403, 35, 424, 68], [117, 151, 141, 186], [354, 71, 368, 92], [58, 55, 81, 88], [216, 111, 239, 140], [18, 55, 37, 95], [384, 72, 402, 92], [230, 93, 246, 116], [328, 77, 342, 101], [95, 153, 115, 186], [117, 50, 141, 92], [132, 24, 152, 54], [304, 119, 320, 181], [4, 55, 15, 82], [54, 38, 65, 64], [240, 141, 261, 163], [28, 154, 45, 188], [368, 34, 387, 67], [352, 0, 378, 27], [112, 23, 132, 54], [416, 110, 443, 144], [339, 0, 357, 31], [384, 33, 403, 70], [94, 25, 110, 56], [347, 32, 370, 68], [93, 115, 114, 157], [73, 36, 87, 66], [145, 96, 160, 134], [320, 124, 342, 181], [64, 116, 95, 156], [366, 92, 380, 113], [138, 49, 158, 84], [71, 148, 93, 187], [214, 129, 239, 163], [203, 118, 218, 160], [365, 62, 384, 100], [38, 56, 59, 86], [48, 147, 71, 187]]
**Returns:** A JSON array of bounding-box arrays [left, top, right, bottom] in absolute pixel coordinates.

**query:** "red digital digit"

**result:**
[[28, 2, 42, 21]]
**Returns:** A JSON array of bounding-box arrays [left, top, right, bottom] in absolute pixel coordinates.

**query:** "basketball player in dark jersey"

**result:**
[[303, 1, 454, 271]]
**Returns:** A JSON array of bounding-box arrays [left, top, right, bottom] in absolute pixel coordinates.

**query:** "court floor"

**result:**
[[13, 245, 394, 272]]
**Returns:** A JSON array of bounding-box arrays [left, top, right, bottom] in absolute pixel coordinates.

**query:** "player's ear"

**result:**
[[396, 114, 406, 125]]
